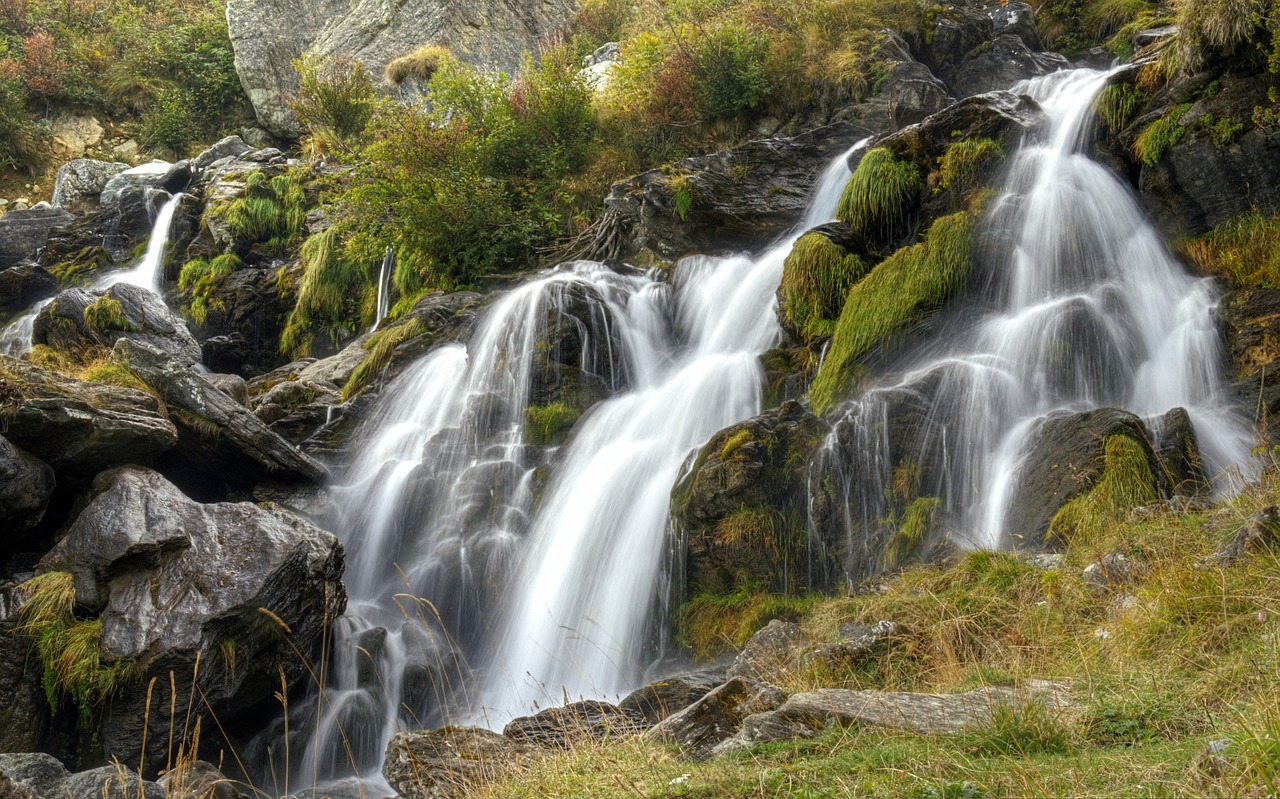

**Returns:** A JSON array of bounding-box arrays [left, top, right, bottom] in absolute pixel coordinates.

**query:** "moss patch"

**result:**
[[341, 317, 429, 400], [1048, 434, 1159, 545], [677, 585, 819, 660], [836, 147, 922, 238], [936, 138, 1003, 193], [525, 401, 582, 446], [780, 232, 870, 341], [179, 253, 242, 325], [1133, 103, 1192, 166], [810, 210, 977, 415], [1094, 83, 1148, 132], [81, 296, 130, 333]]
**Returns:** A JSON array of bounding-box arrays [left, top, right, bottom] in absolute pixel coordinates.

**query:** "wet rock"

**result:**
[[0, 355, 178, 475], [112, 339, 327, 486], [1154, 407, 1208, 496], [253, 378, 341, 442], [949, 35, 1071, 97], [194, 136, 254, 171], [188, 266, 295, 376], [0, 753, 70, 798], [39, 187, 177, 272], [39, 466, 345, 771], [100, 162, 173, 205], [878, 90, 1046, 174], [604, 121, 884, 259], [0, 207, 76, 269], [673, 402, 830, 593], [620, 666, 728, 725], [0, 435, 55, 536], [886, 61, 953, 131], [0, 595, 51, 747], [913, 3, 994, 85], [988, 0, 1043, 50], [647, 677, 787, 759], [504, 700, 642, 748], [0, 263, 58, 319], [727, 620, 810, 683], [34, 283, 202, 366], [1213, 506, 1280, 566], [51, 159, 130, 212], [383, 726, 531, 799], [204, 373, 250, 407]]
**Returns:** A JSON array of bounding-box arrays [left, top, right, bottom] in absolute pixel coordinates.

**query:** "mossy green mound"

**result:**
[[836, 147, 922, 239], [780, 232, 870, 341]]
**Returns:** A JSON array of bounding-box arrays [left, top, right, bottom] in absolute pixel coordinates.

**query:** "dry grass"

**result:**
[[385, 45, 454, 86]]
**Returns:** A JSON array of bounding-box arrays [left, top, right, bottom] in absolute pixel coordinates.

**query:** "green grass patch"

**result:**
[[525, 401, 582, 446], [1181, 209, 1280, 288], [280, 225, 375, 357], [1048, 434, 1159, 545], [341, 317, 429, 400], [936, 138, 1003, 193], [179, 253, 242, 325], [81, 296, 130, 333], [677, 586, 819, 660], [719, 429, 754, 461], [1133, 103, 1192, 166], [1095, 83, 1148, 132], [780, 232, 870, 342], [837, 147, 922, 238], [810, 210, 976, 415]]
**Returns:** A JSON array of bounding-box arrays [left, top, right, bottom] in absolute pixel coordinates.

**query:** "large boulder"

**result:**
[[0, 355, 178, 475], [383, 726, 531, 799], [503, 700, 642, 748], [58, 768, 164, 799], [603, 121, 884, 259], [100, 162, 177, 205], [948, 35, 1070, 97], [0, 591, 50, 752], [51, 159, 131, 212], [0, 207, 76, 269], [646, 677, 787, 759], [37, 466, 345, 772], [226, 0, 580, 137], [0, 263, 58, 319], [112, 339, 327, 486], [0, 435, 55, 537], [34, 283, 202, 365], [38, 187, 179, 277], [876, 90, 1046, 174], [619, 666, 728, 725]]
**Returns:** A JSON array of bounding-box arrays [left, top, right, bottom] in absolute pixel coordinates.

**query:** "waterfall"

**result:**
[[371, 247, 393, 332], [814, 68, 1253, 581], [0, 191, 184, 356], [261, 140, 866, 792]]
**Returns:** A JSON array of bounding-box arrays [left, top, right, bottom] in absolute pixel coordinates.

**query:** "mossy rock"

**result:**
[[778, 224, 871, 343], [524, 401, 582, 446], [836, 148, 922, 243]]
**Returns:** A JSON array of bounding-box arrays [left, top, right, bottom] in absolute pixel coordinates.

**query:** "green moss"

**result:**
[[81, 296, 131, 333], [882, 496, 940, 570], [719, 428, 754, 461], [80, 360, 149, 394], [221, 171, 308, 255], [179, 253, 242, 325], [525, 401, 582, 446], [810, 210, 977, 415], [677, 585, 819, 659], [341, 317, 430, 400], [837, 148, 922, 238], [1181, 209, 1280, 288], [1048, 435, 1159, 545], [1133, 103, 1192, 166], [1094, 83, 1147, 133], [936, 138, 1004, 192], [280, 226, 374, 357], [781, 232, 870, 341], [48, 247, 110, 286], [17, 572, 135, 730]]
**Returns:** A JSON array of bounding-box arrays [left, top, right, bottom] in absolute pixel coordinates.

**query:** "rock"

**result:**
[[0, 207, 76, 269], [100, 162, 173, 205], [1213, 506, 1280, 565], [949, 35, 1071, 97], [886, 61, 953, 131], [184, 266, 295, 375], [253, 378, 342, 442], [0, 753, 70, 798], [673, 402, 830, 594], [204, 373, 251, 406], [50, 114, 105, 159], [1197, 738, 1234, 780], [34, 283, 202, 365], [604, 121, 885, 259], [620, 666, 728, 725], [580, 42, 620, 91], [646, 677, 787, 759], [293, 335, 372, 388], [1082, 552, 1132, 593], [39, 186, 176, 271], [801, 620, 901, 672], [1153, 407, 1208, 496], [0, 435, 55, 536], [504, 700, 642, 748], [51, 159, 131, 212], [877, 90, 1046, 173], [193, 136, 253, 170], [1108, 593, 1140, 618], [1028, 553, 1065, 570], [0, 263, 58, 318], [383, 726, 531, 799], [112, 339, 328, 486], [156, 760, 247, 799], [715, 680, 1073, 753], [238, 127, 276, 150], [0, 355, 178, 475], [60, 767, 164, 799], [1224, 288, 1280, 443], [0, 770, 41, 799], [112, 139, 140, 162], [727, 620, 810, 683], [38, 466, 345, 771], [226, 0, 579, 137], [999, 408, 1160, 549], [988, 0, 1043, 50]]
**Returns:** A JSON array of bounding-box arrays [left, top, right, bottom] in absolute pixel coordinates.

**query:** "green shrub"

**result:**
[[810, 210, 976, 415], [179, 253, 241, 325], [141, 88, 199, 158], [837, 148, 922, 238], [780, 232, 869, 341], [289, 53, 377, 154], [525, 401, 582, 446]]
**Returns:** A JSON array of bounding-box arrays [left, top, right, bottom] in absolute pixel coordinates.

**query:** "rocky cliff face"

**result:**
[[226, 0, 580, 136]]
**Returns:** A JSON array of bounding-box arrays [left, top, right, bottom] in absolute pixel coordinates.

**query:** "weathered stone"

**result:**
[[1154, 407, 1208, 496], [620, 666, 728, 725], [193, 136, 254, 171], [100, 162, 173, 205], [204, 373, 251, 407], [0, 753, 70, 799], [39, 186, 173, 270], [0, 263, 58, 319], [0, 355, 178, 475], [1213, 506, 1280, 565], [504, 700, 642, 748], [912, 3, 995, 87], [646, 677, 787, 759], [38, 466, 345, 771], [877, 91, 1046, 174], [604, 121, 884, 259], [1082, 552, 1132, 593], [383, 726, 531, 799], [51, 159, 130, 212], [227, 0, 579, 137], [0, 592, 51, 749], [156, 760, 247, 799], [34, 283, 202, 366], [950, 35, 1070, 97], [50, 114, 104, 160], [801, 620, 901, 672], [185, 266, 295, 376], [0, 207, 76, 269], [727, 620, 810, 683], [60, 767, 164, 799], [887, 61, 953, 131], [113, 339, 327, 486], [0, 435, 55, 536]]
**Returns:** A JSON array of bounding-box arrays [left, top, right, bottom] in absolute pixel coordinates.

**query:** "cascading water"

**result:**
[[0, 191, 184, 356], [262, 140, 865, 791], [814, 68, 1253, 582], [370, 247, 394, 332]]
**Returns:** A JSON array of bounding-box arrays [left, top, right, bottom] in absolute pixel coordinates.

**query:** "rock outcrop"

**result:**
[[0, 436, 55, 537], [0, 264, 57, 321], [383, 726, 531, 799], [0, 207, 76, 269], [34, 283, 202, 366]]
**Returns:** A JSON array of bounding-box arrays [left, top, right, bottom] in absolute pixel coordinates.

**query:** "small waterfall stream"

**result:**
[[814, 68, 1253, 581]]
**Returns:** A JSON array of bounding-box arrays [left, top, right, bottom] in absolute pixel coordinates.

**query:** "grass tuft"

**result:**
[[780, 232, 870, 342], [525, 401, 582, 446], [179, 253, 242, 325], [1180, 209, 1280, 288], [341, 317, 429, 401], [385, 44, 454, 86], [936, 138, 1003, 193], [677, 585, 819, 659], [837, 147, 922, 238], [82, 296, 131, 333], [1048, 435, 1159, 545], [1133, 103, 1192, 166]]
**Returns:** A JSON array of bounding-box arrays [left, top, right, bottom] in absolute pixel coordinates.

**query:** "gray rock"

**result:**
[[0, 771, 41, 799], [646, 677, 787, 759], [1082, 552, 1132, 593], [226, 0, 579, 137], [878, 90, 1046, 173], [620, 666, 728, 725], [949, 35, 1071, 97], [0, 587, 49, 752], [156, 759, 247, 799], [503, 700, 642, 748], [0, 435, 55, 535], [51, 159, 131, 212], [383, 726, 531, 799], [0, 355, 178, 475], [34, 283, 202, 366], [1213, 506, 1280, 566], [100, 162, 172, 205], [61, 767, 164, 799], [0, 207, 76, 269], [0, 753, 70, 798], [203, 373, 251, 407], [801, 620, 901, 671], [987, 1, 1043, 50], [887, 61, 953, 131], [113, 339, 327, 486], [727, 620, 810, 683], [0, 263, 58, 319], [38, 466, 345, 771], [193, 136, 253, 171], [38, 186, 177, 271]]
